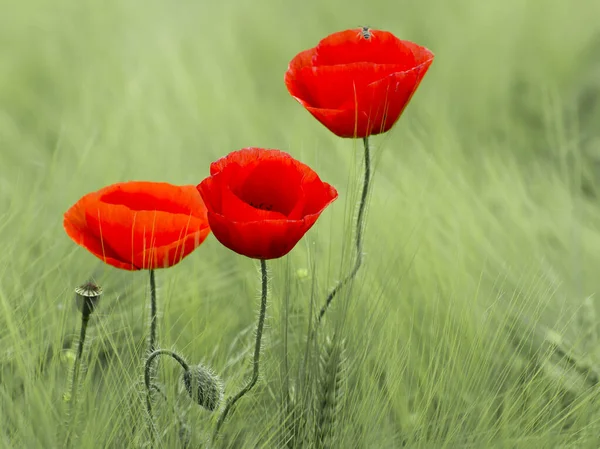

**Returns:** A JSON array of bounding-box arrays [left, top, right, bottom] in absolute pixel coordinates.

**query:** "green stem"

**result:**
[[213, 260, 269, 441], [65, 301, 93, 447], [318, 136, 371, 322], [144, 349, 191, 421], [70, 309, 90, 405], [149, 269, 157, 353], [145, 269, 160, 448]]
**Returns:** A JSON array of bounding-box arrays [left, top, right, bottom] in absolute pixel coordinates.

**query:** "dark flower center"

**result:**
[[249, 201, 274, 211], [234, 160, 302, 216]]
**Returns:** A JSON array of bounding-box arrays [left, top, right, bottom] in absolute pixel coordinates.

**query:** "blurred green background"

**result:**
[[2, 0, 600, 447]]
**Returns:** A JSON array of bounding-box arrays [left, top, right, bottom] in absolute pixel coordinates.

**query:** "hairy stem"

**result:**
[[71, 308, 91, 400], [213, 259, 269, 441], [65, 302, 92, 447], [144, 269, 159, 448], [145, 349, 190, 417], [144, 349, 190, 445], [149, 269, 157, 353], [318, 136, 371, 322]]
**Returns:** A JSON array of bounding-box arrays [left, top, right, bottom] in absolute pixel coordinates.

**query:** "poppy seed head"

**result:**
[[182, 364, 223, 411], [75, 281, 103, 315]]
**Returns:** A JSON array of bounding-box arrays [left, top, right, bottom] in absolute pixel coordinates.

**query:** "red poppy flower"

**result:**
[[285, 27, 434, 138], [64, 181, 211, 270], [196, 148, 338, 260]]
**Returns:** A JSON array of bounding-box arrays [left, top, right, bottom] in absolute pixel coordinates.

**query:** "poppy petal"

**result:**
[[284, 47, 318, 104], [290, 63, 403, 109], [64, 200, 135, 270], [64, 182, 210, 270], [197, 148, 338, 259], [299, 106, 371, 138], [134, 225, 211, 269], [284, 28, 434, 138], [84, 205, 207, 270], [206, 212, 321, 260], [313, 29, 427, 67], [221, 180, 288, 221]]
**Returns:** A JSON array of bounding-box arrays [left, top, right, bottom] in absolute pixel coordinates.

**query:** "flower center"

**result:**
[[249, 201, 274, 211], [235, 160, 302, 216]]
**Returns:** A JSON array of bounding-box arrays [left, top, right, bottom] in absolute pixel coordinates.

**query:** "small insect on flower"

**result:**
[[359, 26, 373, 40]]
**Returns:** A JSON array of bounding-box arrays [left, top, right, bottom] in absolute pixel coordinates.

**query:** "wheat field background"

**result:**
[[2, 0, 600, 447]]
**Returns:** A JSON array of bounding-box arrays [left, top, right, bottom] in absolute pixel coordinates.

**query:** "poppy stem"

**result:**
[[144, 349, 191, 421], [71, 304, 91, 399], [144, 269, 160, 448], [318, 136, 371, 323], [212, 259, 269, 441], [65, 299, 94, 447], [149, 269, 158, 353]]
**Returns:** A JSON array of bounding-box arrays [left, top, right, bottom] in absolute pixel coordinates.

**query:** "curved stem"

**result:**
[[318, 136, 371, 323], [144, 349, 190, 444], [149, 269, 157, 353], [213, 259, 269, 441]]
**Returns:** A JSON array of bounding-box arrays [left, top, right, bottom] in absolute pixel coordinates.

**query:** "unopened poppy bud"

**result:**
[[182, 364, 223, 411], [75, 282, 103, 315]]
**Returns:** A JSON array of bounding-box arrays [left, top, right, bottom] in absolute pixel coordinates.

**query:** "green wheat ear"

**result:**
[[315, 335, 347, 449], [183, 364, 224, 412]]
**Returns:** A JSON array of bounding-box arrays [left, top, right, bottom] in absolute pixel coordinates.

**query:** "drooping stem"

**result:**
[[213, 259, 269, 441], [149, 269, 157, 353], [144, 349, 191, 421], [318, 136, 371, 322]]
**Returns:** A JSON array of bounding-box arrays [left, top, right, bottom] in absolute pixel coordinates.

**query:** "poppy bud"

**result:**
[[182, 364, 223, 411], [75, 282, 103, 316]]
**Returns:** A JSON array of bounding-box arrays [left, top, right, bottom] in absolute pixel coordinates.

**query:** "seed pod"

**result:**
[[182, 364, 223, 411], [75, 282, 103, 315]]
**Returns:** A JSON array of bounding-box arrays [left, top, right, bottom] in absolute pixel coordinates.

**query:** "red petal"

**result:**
[[196, 175, 223, 215], [288, 59, 433, 137], [64, 182, 210, 270], [99, 182, 205, 216], [285, 48, 317, 104], [197, 148, 338, 259], [300, 180, 339, 216], [210, 148, 292, 176], [135, 225, 211, 269], [84, 202, 206, 269], [313, 29, 430, 67], [235, 159, 303, 215], [221, 180, 288, 221], [64, 198, 135, 270], [300, 106, 371, 138], [292, 63, 402, 109], [206, 212, 320, 260], [284, 28, 434, 137]]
